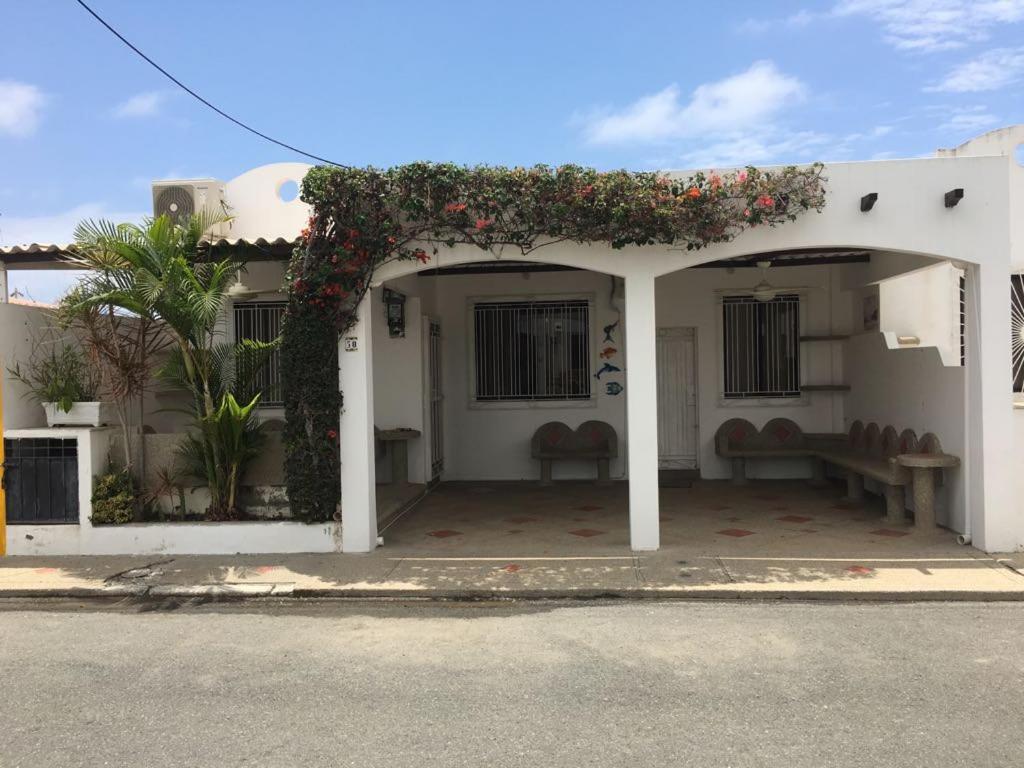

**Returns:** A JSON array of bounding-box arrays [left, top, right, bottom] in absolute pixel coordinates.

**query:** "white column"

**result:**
[[965, 262, 1018, 551], [624, 271, 660, 550], [0, 262, 8, 303], [340, 294, 378, 553]]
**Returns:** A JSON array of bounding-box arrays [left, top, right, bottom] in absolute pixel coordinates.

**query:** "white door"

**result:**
[[656, 327, 698, 469]]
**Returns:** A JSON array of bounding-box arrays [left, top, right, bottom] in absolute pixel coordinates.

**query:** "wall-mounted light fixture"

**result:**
[[944, 188, 964, 208], [383, 288, 406, 338], [860, 193, 878, 212]]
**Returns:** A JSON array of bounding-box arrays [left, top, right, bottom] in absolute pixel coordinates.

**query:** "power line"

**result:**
[[74, 0, 348, 167]]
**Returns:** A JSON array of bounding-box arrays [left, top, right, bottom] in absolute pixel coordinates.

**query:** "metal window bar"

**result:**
[[429, 320, 444, 477], [722, 294, 800, 398], [3, 438, 79, 524], [1012, 275, 1024, 393], [233, 301, 286, 407], [474, 300, 591, 401]]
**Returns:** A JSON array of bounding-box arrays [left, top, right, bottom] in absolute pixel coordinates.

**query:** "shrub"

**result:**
[[90, 469, 136, 525]]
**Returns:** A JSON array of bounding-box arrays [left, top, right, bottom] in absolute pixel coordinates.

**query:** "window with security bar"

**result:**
[[233, 301, 286, 407], [722, 294, 800, 398], [474, 300, 591, 401]]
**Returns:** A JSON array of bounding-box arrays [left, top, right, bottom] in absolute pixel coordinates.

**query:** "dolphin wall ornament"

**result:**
[[594, 362, 621, 380]]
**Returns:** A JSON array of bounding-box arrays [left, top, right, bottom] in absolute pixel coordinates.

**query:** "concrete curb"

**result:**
[[4, 584, 1024, 602]]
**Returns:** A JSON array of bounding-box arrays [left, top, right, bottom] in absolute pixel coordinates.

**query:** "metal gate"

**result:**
[[428, 319, 444, 479], [2, 438, 79, 524]]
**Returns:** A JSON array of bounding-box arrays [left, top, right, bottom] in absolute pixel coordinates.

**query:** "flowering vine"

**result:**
[[281, 161, 826, 521]]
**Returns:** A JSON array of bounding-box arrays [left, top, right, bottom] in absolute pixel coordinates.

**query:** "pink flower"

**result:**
[[444, 202, 467, 213], [475, 218, 493, 230], [736, 170, 748, 184], [743, 208, 751, 218], [756, 194, 775, 209], [708, 173, 722, 190], [413, 249, 429, 264], [327, 429, 337, 440], [686, 187, 701, 199]]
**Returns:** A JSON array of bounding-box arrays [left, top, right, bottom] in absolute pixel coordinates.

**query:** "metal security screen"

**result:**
[[3, 438, 79, 524], [722, 294, 800, 398], [474, 300, 591, 401], [234, 301, 285, 406]]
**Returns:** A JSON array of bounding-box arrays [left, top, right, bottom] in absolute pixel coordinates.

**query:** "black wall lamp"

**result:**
[[944, 188, 964, 208], [383, 288, 406, 338], [860, 193, 878, 212]]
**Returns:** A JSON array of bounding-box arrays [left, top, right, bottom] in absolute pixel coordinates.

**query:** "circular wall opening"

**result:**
[[278, 179, 299, 203]]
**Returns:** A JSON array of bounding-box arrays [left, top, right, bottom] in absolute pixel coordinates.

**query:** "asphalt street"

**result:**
[[1, 598, 1022, 767]]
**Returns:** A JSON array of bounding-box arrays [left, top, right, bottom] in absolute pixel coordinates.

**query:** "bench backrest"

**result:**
[[714, 418, 805, 453], [531, 420, 618, 458]]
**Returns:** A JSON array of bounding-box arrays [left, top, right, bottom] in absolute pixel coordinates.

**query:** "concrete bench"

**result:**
[[714, 418, 958, 527], [531, 421, 617, 486]]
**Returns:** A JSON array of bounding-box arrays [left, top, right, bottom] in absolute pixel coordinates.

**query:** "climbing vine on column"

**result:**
[[282, 162, 826, 521]]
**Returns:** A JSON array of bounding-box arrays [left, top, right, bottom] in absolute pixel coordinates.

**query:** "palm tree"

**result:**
[[67, 212, 275, 518]]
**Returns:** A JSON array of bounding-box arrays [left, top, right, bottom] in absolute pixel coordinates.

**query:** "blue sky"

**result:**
[[2, 0, 1023, 300]]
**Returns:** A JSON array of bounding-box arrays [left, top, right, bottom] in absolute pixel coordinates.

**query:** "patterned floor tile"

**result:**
[[426, 529, 463, 538], [777, 514, 813, 523], [502, 563, 522, 573], [846, 565, 874, 575], [717, 528, 755, 537], [568, 528, 606, 538], [870, 528, 910, 537]]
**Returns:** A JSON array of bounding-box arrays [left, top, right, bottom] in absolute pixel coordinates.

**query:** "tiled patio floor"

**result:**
[[382, 479, 964, 559]]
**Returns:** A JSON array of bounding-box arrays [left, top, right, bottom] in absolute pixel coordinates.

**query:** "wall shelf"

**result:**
[[801, 384, 851, 392], [799, 334, 850, 342]]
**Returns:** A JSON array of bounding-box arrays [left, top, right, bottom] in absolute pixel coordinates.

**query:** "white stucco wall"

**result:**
[[0, 303, 54, 430]]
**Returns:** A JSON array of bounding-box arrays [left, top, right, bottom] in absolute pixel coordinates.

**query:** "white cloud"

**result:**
[[582, 61, 805, 145], [1, 203, 147, 303], [0, 80, 46, 137], [113, 91, 165, 119], [746, 1, 1024, 52], [926, 47, 1024, 91], [678, 131, 831, 168], [833, 0, 1024, 52], [938, 105, 1001, 133], [0, 203, 146, 247]]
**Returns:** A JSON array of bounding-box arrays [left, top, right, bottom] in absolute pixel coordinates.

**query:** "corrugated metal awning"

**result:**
[[1, 236, 300, 268]]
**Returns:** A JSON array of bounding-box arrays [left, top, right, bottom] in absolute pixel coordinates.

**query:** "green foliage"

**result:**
[[67, 212, 275, 519], [178, 392, 266, 520], [282, 161, 828, 520], [7, 338, 100, 413], [90, 468, 136, 525]]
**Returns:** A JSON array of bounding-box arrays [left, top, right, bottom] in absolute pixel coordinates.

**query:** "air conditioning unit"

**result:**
[[151, 179, 230, 238]]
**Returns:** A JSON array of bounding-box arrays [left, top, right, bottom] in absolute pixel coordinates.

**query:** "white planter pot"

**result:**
[[43, 401, 116, 427]]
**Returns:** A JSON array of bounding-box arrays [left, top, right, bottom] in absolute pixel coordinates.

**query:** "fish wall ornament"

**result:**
[[605, 381, 623, 396], [599, 346, 617, 359], [602, 319, 619, 344], [594, 362, 621, 380]]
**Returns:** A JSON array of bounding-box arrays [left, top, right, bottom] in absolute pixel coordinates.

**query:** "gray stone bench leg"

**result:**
[[844, 471, 864, 504], [596, 458, 611, 485], [539, 459, 553, 486], [730, 457, 748, 486], [884, 485, 905, 524], [809, 457, 828, 487], [911, 468, 937, 529]]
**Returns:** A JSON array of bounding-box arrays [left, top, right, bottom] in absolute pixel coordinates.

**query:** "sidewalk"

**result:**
[[3, 548, 1024, 601]]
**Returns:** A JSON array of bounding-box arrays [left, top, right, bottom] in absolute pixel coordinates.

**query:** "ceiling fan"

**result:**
[[747, 260, 825, 302]]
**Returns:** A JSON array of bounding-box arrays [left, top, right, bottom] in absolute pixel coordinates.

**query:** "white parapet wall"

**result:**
[[3, 426, 343, 556], [873, 260, 964, 366]]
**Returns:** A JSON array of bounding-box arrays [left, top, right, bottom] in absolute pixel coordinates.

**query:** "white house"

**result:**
[[2, 125, 1023, 556]]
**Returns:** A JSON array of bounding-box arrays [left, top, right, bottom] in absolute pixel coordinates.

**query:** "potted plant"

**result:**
[[7, 338, 112, 427]]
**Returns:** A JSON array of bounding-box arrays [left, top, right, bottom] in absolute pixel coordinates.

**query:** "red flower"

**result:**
[[413, 249, 429, 264], [327, 429, 337, 440], [475, 218, 493, 230], [444, 202, 467, 213], [387, 236, 397, 246], [579, 184, 594, 197], [756, 194, 775, 209], [686, 187, 701, 199]]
